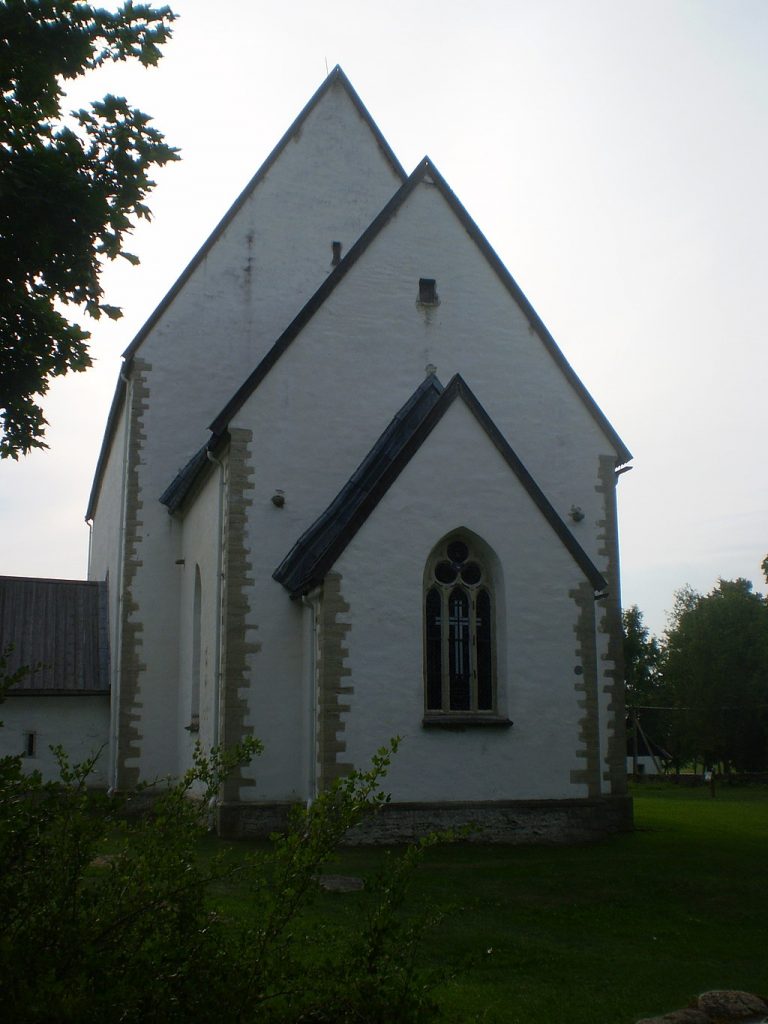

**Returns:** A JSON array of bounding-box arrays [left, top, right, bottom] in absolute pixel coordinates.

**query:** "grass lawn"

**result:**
[[209, 783, 768, 1023]]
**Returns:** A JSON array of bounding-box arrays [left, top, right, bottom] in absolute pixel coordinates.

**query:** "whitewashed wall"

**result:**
[[177, 465, 223, 773], [322, 401, 590, 802], [1, 697, 110, 786], [87, 74, 626, 804], [87, 399, 128, 787], [96, 79, 404, 786], [230, 177, 615, 573], [226, 173, 620, 802]]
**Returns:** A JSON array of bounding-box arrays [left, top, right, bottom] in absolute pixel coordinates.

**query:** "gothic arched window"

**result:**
[[424, 536, 496, 714]]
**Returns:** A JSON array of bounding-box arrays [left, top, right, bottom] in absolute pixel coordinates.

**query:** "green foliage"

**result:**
[[0, 0, 178, 457], [622, 604, 663, 708], [663, 578, 768, 770], [623, 605, 671, 767], [0, 740, 258, 1021], [0, 730, 442, 1023], [0, 642, 31, 718], [262, 786, 768, 1024]]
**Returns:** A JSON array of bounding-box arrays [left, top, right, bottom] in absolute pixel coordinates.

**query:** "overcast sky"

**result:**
[[2, 0, 766, 637]]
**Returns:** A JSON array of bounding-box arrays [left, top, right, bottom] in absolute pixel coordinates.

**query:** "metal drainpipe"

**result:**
[[206, 449, 225, 755], [85, 517, 93, 575], [301, 592, 318, 805]]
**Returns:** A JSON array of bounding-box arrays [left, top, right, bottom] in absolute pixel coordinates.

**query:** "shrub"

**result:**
[[0, 677, 441, 1024]]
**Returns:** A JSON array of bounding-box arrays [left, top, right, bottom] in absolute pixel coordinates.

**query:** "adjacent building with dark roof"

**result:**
[[0, 577, 110, 783]]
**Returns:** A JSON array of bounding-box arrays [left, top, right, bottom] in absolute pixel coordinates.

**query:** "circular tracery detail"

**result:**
[[434, 561, 457, 584], [446, 539, 468, 563], [432, 540, 483, 587]]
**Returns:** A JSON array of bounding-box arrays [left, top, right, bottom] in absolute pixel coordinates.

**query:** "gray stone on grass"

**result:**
[[697, 991, 768, 1022], [636, 992, 768, 1024]]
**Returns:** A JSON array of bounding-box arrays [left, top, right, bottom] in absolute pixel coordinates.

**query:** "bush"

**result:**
[[0, 712, 442, 1023]]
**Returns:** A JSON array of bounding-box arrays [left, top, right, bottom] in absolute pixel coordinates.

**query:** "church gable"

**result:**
[[124, 66, 405, 370], [211, 158, 629, 468], [88, 68, 405, 519], [274, 374, 607, 599], [322, 390, 603, 804], [74, 69, 632, 837], [207, 158, 629, 575]]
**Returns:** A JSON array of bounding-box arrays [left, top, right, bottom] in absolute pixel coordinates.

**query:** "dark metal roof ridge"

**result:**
[[122, 66, 405, 365], [273, 373, 607, 596], [209, 155, 630, 465], [159, 430, 230, 515], [159, 442, 210, 513], [5, 688, 110, 697], [0, 574, 103, 587], [273, 373, 445, 594]]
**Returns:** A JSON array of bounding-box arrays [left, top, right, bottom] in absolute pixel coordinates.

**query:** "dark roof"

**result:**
[[85, 369, 126, 522], [274, 374, 608, 597], [0, 577, 110, 695], [85, 66, 406, 523], [209, 158, 631, 466], [274, 375, 444, 594], [159, 442, 211, 513]]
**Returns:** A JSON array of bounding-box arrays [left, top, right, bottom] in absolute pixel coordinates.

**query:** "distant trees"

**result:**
[[663, 578, 768, 771], [624, 565, 768, 773], [622, 605, 669, 766], [622, 605, 663, 709]]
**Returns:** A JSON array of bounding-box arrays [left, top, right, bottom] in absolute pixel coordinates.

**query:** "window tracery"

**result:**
[[424, 536, 496, 714]]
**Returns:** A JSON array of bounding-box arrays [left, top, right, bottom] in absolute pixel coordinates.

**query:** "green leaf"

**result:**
[[0, 0, 177, 457]]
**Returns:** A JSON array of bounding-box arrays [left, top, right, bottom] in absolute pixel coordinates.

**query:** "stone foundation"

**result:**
[[217, 795, 633, 844]]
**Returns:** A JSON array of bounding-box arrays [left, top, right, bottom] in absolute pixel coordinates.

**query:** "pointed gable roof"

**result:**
[[86, 67, 405, 522], [123, 66, 405, 364], [208, 158, 631, 466], [273, 374, 608, 597]]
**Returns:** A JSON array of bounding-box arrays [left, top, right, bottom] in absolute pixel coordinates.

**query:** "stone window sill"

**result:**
[[422, 715, 513, 730]]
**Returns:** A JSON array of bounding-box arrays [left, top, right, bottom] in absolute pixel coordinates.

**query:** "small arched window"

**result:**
[[424, 536, 496, 714]]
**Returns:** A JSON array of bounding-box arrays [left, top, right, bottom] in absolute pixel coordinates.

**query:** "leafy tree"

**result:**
[[622, 604, 663, 708], [663, 578, 768, 771], [623, 605, 670, 768], [0, 0, 178, 458]]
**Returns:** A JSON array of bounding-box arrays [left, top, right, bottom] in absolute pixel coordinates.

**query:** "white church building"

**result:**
[[4, 68, 633, 841]]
